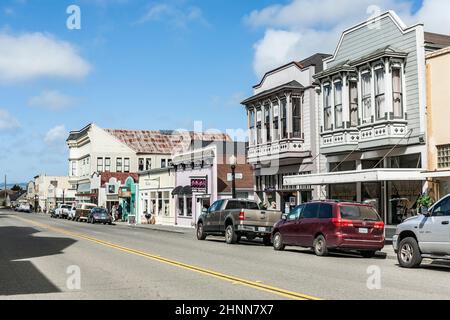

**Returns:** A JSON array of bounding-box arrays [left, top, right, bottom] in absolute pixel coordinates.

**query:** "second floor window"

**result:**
[[375, 67, 386, 120], [281, 100, 287, 139], [249, 109, 255, 146], [334, 81, 343, 129], [138, 158, 145, 171], [146, 158, 152, 171], [116, 158, 123, 172], [392, 67, 403, 118], [273, 104, 279, 141], [97, 158, 103, 172], [105, 158, 111, 172], [349, 80, 359, 127], [161, 159, 167, 168], [71, 161, 76, 176], [264, 105, 271, 143], [361, 72, 372, 122], [256, 109, 262, 144], [124, 158, 130, 173], [292, 97, 301, 138], [323, 85, 332, 130]]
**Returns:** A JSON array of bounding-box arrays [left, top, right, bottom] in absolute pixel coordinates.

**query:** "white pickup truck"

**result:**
[[54, 204, 72, 219]]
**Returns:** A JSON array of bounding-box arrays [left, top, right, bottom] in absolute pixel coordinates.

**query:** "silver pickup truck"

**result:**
[[393, 194, 450, 268], [196, 199, 282, 245]]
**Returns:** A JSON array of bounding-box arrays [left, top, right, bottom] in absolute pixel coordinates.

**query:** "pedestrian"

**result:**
[[111, 204, 117, 222], [118, 204, 123, 222]]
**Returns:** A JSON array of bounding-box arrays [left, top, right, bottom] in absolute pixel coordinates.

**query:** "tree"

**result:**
[[11, 185, 23, 192]]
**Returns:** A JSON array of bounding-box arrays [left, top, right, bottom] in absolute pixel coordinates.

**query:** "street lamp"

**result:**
[[229, 155, 237, 199]]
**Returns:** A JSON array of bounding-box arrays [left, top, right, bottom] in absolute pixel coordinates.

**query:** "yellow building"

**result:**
[[426, 46, 450, 199]]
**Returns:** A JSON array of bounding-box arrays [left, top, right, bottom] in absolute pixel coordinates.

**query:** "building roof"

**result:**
[[9, 190, 27, 202], [298, 53, 332, 73], [67, 123, 92, 141], [104, 129, 232, 155], [425, 32, 450, 50], [242, 80, 304, 105]]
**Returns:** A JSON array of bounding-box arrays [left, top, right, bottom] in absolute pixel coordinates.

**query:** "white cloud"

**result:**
[[44, 125, 68, 145], [0, 32, 91, 83], [137, 3, 209, 29], [28, 90, 75, 111], [0, 109, 20, 131], [246, 0, 450, 77]]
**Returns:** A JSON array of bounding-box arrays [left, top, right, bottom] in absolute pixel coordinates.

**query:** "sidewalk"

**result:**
[[114, 221, 194, 235]]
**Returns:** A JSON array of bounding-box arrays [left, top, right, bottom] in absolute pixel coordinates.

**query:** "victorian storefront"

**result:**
[[285, 12, 450, 234], [241, 54, 330, 213], [171, 141, 254, 228]]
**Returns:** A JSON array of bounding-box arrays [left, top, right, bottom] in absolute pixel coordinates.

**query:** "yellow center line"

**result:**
[[13, 215, 322, 301]]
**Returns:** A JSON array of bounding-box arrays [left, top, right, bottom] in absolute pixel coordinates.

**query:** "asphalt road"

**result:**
[[1, 209, 449, 300]]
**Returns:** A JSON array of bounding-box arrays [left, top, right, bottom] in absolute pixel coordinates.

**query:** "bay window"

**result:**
[[281, 100, 287, 139], [323, 84, 332, 130], [374, 67, 386, 120], [249, 109, 255, 146], [264, 105, 271, 143], [292, 97, 301, 138], [349, 80, 358, 127], [361, 72, 372, 122], [273, 104, 279, 141], [334, 81, 343, 129], [392, 67, 403, 118], [256, 109, 262, 144]]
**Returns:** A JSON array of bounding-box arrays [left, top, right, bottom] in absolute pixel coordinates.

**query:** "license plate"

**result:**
[[258, 227, 267, 232], [359, 228, 369, 234]]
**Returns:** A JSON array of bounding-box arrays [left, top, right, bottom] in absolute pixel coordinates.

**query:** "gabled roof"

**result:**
[[104, 129, 232, 155], [242, 80, 304, 105]]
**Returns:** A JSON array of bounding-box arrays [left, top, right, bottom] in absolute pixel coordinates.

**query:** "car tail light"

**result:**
[[332, 218, 354, 227], [374, 221, 385, 229], [239, 210, 245, 221]]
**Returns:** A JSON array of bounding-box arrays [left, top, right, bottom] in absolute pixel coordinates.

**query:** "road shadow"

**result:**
[[0, 226, 77, 296], [283, 248, 387, 260]]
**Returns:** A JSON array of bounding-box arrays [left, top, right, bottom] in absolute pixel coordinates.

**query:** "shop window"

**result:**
[[323, 84, 332, 131], [392, 68, 403, 118], [388, 181, 423, 225], [177, 197, 184, 216], [292, 97, 302, 138], [330, 183, 357, 202], [334, 81, 343, 129], [437, 145, 450, 169], [186, 197, 193, 217], [349, 81, 358, 127], [374, 67, 386, 120]]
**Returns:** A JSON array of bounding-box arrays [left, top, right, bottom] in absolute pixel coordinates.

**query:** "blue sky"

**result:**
[[0, 0, 443, 183]]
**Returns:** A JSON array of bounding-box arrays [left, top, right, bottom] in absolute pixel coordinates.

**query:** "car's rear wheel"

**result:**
[[225, 225, 238, 244], [398, 237, 422, 268], [197, 223, 207, 240], [273, 232, 285, 251], [360, 251, 377, 258], [313, 235, 328, 256]]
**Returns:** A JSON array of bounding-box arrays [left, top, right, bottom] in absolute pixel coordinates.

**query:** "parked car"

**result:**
[[88, 207, 112, 225], [196, 199, 282, 245], [272, 201, 385, 257], [54, 204, 72, 219], [393, 194, 450, 268], [74, 203, 97, 222], [17, 203, 31, 213], [68, 205, 77, 221]]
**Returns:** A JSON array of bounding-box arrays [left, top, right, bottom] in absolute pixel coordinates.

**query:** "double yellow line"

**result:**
[[14, 215, 321, 301]]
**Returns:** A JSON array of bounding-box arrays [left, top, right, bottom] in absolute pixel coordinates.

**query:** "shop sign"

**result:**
[[191, 178, 207, 193], [227, 173, 243, 181]]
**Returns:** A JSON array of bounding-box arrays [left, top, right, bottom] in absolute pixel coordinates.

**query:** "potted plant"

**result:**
[[416, 194, 434, 215]]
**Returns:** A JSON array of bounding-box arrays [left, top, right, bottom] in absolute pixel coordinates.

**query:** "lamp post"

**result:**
[[229, 155, 237, 199]]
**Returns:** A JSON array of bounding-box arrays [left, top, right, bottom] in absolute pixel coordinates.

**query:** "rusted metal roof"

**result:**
[[104, 129, 232, 155]]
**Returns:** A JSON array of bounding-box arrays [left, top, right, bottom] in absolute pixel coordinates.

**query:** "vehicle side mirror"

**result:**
[[281, 214, 287, 221]]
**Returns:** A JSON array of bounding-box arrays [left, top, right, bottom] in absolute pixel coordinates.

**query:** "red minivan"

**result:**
[[272, 201, 385, 257]]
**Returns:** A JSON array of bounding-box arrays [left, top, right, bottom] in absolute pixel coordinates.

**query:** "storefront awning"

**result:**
[[284, 169, 426, 186], [422, 170, 450, 179], [172, 186, 183, 196], [181, 186, 193, 196]]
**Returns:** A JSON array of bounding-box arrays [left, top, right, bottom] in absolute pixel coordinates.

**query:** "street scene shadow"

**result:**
[[284, 248, 388, 260], [0, 226, 77, 296]]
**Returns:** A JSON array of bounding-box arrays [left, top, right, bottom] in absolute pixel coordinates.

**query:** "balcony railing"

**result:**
[[248, 138, 308, 163]]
